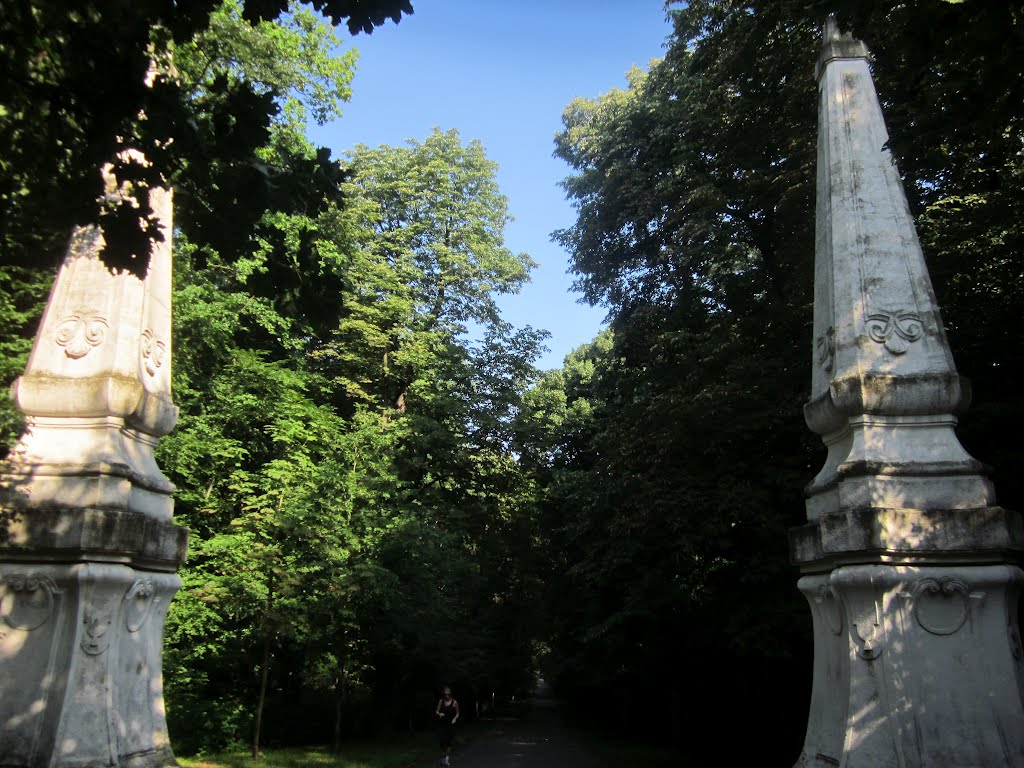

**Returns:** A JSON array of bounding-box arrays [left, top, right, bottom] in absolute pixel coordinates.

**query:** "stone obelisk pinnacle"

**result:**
[[0, 162, 187, 766], [791, 17, 1024, 768]]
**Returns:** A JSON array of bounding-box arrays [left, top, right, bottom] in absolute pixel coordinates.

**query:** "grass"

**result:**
[[175, 712, 681, 768], [178, 720, 499, 768], [179, 743, 424, 768]]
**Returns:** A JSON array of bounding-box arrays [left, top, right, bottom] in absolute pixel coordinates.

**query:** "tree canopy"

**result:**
[[0, 0, 412, 276], [1, 0, 543, 755], [529, 1, 1024, 761], [1, 1, 1022, 764]]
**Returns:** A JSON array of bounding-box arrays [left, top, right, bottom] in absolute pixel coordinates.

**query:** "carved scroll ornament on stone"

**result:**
[[55, 313, 109, 359], [865, 310, 924, 355], [911, 576, 972, 636], [123, 579, 157, 632], [814, 581, 844, 635], [816, 326, 836, 372], [140, 329, 167, 377], [0, 573, 62, 631], [848, 593, 884, 661], [852, 621, 882, 660]]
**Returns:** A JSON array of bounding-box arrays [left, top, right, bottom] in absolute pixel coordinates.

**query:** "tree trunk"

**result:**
[[252, 630, 271, 760], [252, 575, 275, 760], [332, 660, 347, 753]]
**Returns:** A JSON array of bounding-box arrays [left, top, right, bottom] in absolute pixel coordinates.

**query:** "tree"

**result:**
[[3, 0, 548, 756], [316, 128, 545, 729], [160, 122, 546, 751], [538, 2, 1024, 761], [0, 267, 50, 453], [322, 127, 536, 416], [0, 0, 379, 449], [0, 0, 412, 275]]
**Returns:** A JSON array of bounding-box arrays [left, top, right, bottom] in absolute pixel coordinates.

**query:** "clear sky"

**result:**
[[309, 1, 673, 370]]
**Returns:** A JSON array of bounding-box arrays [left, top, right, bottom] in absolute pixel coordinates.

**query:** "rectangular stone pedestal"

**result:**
[[0, 561, 181, 768], [791, 509, 1024, 768]]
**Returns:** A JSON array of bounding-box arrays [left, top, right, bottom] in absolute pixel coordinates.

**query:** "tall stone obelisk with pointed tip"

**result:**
[[792, 18, 1024, 768], [0, 168, 187, 767]]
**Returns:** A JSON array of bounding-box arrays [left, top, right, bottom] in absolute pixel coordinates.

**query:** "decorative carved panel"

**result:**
[[123, 579, 157, 632], [55, 313, 109, 359], [0, 572, 61, 631], [140, 329, 167, 377]]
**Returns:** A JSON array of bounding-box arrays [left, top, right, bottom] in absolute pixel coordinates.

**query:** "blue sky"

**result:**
[[310, 1, 673, 370]]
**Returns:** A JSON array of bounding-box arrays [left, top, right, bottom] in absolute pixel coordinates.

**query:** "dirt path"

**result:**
[[417, 694, 605, 768]]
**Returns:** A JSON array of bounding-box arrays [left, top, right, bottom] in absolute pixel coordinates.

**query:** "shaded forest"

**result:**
[[1, 1, 1022, 765]]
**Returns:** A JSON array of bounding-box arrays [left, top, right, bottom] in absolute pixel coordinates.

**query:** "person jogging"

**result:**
[[435, 686, 460, 766]]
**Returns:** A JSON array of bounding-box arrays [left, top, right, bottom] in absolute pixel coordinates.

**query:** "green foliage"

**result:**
[[0, 0, 411, 275], [0, 266, 51, 453], [532, 0, 1024, 760], [1, 0, 542, 755], [13, 2, 1019, 763], [176, 0, 358, 126], [170, 1, 360, 274], [178, 719, 497, 767], [159, 115, 544, 750], [320, 128, 536, 416]]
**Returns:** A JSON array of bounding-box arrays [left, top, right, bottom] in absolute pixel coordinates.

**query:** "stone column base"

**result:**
[[0, 562, 181, 767], [793, 563, 1024, 767]]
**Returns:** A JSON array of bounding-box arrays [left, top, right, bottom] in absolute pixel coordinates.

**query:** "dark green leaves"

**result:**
[[0, 0, 409, 276], [534, 1, 1024, 756], [240, 0, 413, 34]]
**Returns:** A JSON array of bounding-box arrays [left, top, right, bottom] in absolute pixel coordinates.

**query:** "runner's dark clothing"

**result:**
[[438, 699, 458, 748]]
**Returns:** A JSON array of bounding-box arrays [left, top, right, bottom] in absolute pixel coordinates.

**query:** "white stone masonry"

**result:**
[[792, 18, 1024, 768], [1, 164, 187, 768]]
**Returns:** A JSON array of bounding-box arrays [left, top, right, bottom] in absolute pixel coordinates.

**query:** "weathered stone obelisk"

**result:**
[[791, 19, 1024, 768], [0, 169, 187, 767]]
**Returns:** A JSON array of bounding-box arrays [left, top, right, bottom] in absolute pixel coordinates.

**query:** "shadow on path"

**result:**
[[416, 689, 605, 768]]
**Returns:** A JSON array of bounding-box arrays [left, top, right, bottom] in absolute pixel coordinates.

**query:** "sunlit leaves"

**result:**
[[0, 0, 406, 275], [320, 128, 536, 416], [0, 266, 52, 454]]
